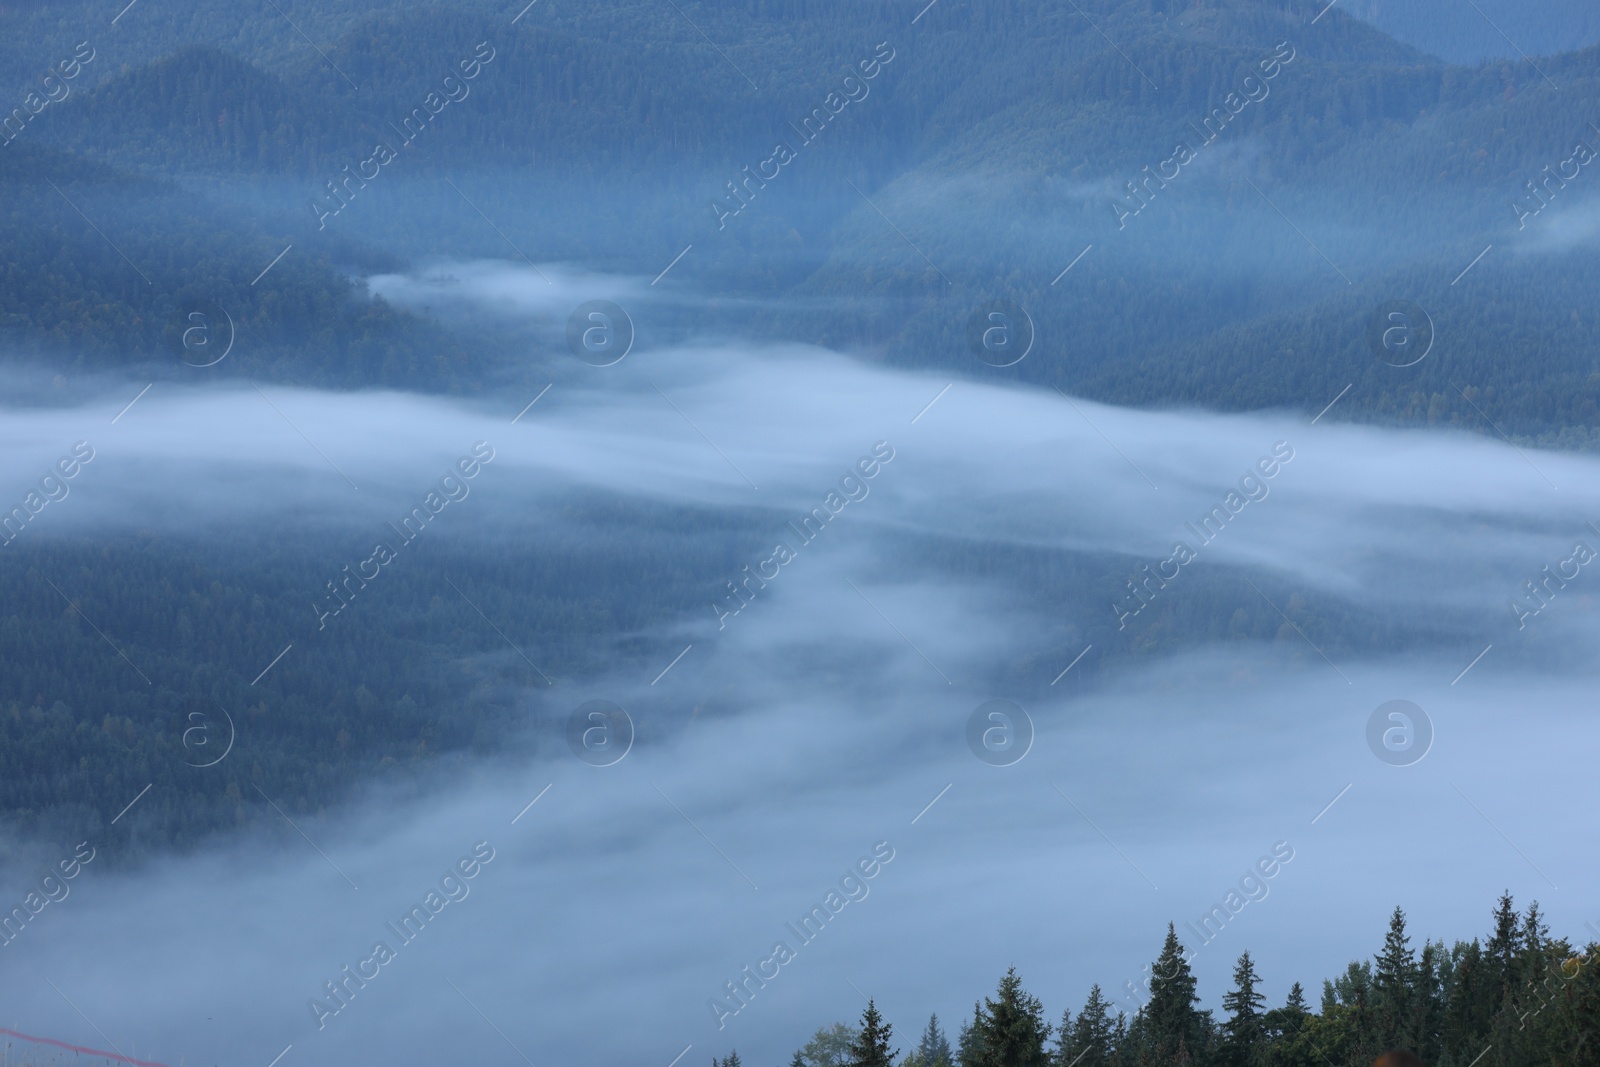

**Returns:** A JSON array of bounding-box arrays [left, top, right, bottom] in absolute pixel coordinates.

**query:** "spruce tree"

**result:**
[[1405, 941, 1442, 1062], [919, 1014, 954, 1067], [1478, 883, 1516, 1023], [1373, 907, 1418, 1051], [1375, 908, 1417, 990], [1489, 903, 1555, 1067], [1060, 984, 1118, 1067], [1487, 892, 1520, 992], [1053, 1011, 1075, 1067], [1144, 924, 1208, 1067], [976, 967, 1053, 1067], [1521, 902, 1548, 960], [1455, 890, 1519, 1058], [1220, 951, 1266, 1066], [849, 1000, 897, 1067], [958, 1002, 987, 1067]]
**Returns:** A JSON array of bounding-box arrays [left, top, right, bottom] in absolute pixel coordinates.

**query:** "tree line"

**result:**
[[714, 896, 1598, 1067]]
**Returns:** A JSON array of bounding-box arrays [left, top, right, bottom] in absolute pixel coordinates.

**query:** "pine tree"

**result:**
[[848, 1000, 897, 1067], [1284, 984, 1308, 1015], [919, 1013, 954, 1067], [1144, 924, 1208, 1067], [976, 967, 1053, 1067], [1220, 951, 1266, 1067]]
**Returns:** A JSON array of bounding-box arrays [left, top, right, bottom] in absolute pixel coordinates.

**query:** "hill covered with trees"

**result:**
[[4, 0, 1600, 854], [1, 0, 1599, 439]]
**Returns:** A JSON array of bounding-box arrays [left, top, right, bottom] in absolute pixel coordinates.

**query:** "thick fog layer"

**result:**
[[0, 642, 1593, 1067], [10, 262, 1600, 636], [1, 263, 1597, 1067]]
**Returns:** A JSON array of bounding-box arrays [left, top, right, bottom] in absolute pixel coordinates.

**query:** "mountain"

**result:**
[[1345, 0, 1600, 63], [2, 0, 1599, 849], [4, 0, 1598, 425], [0, 136, 469, 384]]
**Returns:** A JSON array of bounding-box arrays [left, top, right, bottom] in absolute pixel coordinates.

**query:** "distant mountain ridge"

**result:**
[[2, 0, 1598, 440], [1344, 0, 1600, 63]]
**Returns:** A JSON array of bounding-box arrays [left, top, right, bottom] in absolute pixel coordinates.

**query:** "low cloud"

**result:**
[[3, 266, 1599, 1067]]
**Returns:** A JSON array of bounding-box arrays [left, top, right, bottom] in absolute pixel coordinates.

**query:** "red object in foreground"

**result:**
[[0, 1025, 176, 1067]]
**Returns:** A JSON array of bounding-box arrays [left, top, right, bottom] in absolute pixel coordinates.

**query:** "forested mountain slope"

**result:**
[[3, 0, 1598, 854], [3, 0, 1595, 436]]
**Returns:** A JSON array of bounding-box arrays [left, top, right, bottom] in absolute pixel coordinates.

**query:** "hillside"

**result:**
[[2, 0, 1598, 854], [1, 0, 1595, 438]]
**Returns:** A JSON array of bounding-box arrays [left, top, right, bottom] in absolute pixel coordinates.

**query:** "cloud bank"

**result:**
[[3, 263, 1598, 1067]]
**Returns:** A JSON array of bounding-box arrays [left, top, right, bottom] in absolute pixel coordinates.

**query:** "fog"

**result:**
[[0, 613, 1594, 1067], [13, 266, 1599, 636], [5, 0, 1600, 1062], [2, 261, 1598, 1066]]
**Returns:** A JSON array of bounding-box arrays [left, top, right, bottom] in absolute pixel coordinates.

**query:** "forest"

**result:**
[[725, 899, 1599, 1067], [1, 0, 1599, 437], [3, 0, 1600, 850], [0, 484, 1516, 858], [1, 1, 1597, 1065]]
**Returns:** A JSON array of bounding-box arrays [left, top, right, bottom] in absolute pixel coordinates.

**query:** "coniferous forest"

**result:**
[[729, 899, 1598, 1067], [3, 0, 1600, 1064]]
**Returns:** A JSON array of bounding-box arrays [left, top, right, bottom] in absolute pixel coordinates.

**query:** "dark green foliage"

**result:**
[[1057, 985, 1120, 1067], [959, 1002, 987, 1067], [786, 900, 1600, 1067], [1220, 952, 1267, 1067], [971, 967, 1053, 1067], [1259, 984, 1319, 1067], [1131, 924, 1211, 1067], [0, 502, 751, 856], [848, 1000, 897, 1067], [1373, 908, 1418, 1052], [0, 140, 468, 386]]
